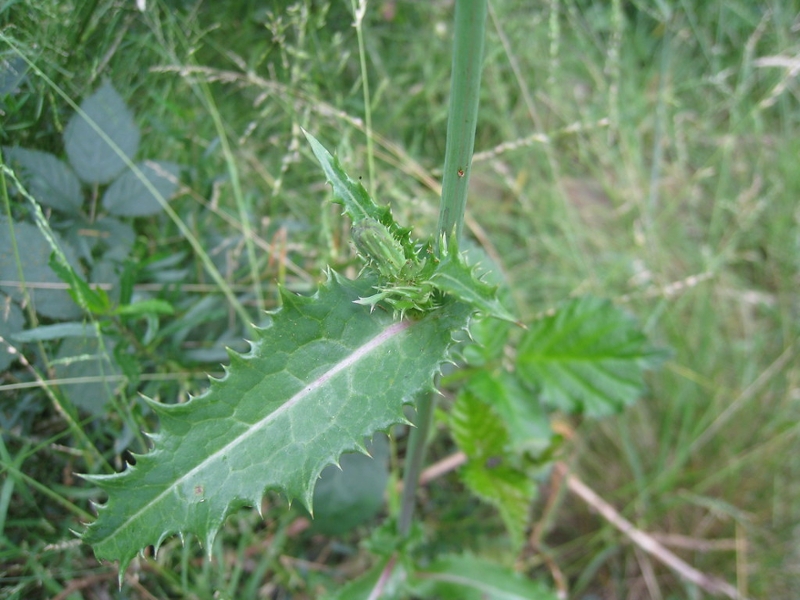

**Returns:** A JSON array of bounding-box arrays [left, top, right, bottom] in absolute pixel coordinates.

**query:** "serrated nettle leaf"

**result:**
[[460, 461, 534, 549], [450, 387, 507, 459], [102, 160, 180, 217], [516, 296, 667, 418], [3, 146, 83, 214], [64, 80, 140, 184], [430, 236, 518, 325], [82, 273, 471, 573], [465, 371, 552, 458], [450, 388, 534, 546]]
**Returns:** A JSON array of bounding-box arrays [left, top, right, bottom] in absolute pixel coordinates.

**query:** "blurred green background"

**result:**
[[1, 1, 798, 598]]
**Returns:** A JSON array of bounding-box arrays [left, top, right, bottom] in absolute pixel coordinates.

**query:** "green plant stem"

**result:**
[[436, 0, 489, 246], [397, 392, 435, 537], [399, 0, 488, 538], [351, 0, 376, 194]]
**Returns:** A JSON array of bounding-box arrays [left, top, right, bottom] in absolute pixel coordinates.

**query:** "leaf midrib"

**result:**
[[99, 318, 413, 546]]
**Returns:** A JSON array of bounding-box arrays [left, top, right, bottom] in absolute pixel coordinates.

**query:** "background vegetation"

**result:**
[[1, 0, 798, 598]]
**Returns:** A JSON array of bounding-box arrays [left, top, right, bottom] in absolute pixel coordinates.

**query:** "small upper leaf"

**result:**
[[516, 296, 666, 417], [303, 130, 413, 252], [64, 81, 140, 184], [430, 236, 518, 324]]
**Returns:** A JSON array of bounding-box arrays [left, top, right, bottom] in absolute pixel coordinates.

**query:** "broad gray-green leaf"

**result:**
[[516, 296, 666, 417], [53, 336, 121, 415], [3, 147, 83, 214], [409, 554, 558, 600], [82, 273, 470, 574], [0, 54, 28, 94], [0, 217, 82, 319], [11, 321, 97, 343], [102, 161, 180, 216], [430, 237, 518, 324], [64, 81, 140, 184]]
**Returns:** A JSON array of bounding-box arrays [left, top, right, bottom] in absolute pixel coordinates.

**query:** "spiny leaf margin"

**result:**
[[81, 272, 471, 575], [303, 129, 413, 253]]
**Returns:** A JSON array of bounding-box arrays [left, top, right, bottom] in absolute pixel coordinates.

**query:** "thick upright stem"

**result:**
[[399, 0, 487, 538], [436, 0, 488, 247]]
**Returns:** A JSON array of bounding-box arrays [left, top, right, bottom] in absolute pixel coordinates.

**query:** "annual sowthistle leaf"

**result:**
[[81, 132, 519, 576]]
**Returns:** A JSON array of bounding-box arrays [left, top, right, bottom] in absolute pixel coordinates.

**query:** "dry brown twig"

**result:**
[[554, 462, 748, 600], [417, 453, 747, 599]]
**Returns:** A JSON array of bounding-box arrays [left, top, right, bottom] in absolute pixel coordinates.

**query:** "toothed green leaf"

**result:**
[[464, 371, 552, 458], [430, 237, 518, 324], [82, 273, 470, 574], [303, 130, 413, 251], [450, 387, 535, 547], [516, 296, 667, 417]]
